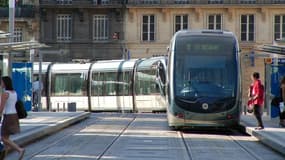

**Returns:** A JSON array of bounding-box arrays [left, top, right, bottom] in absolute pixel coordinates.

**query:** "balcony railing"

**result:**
[[40, 0, 123, 6], [0, 5, 35, 18], [127, 0, 285, 5], [39, 0, 285, 6]]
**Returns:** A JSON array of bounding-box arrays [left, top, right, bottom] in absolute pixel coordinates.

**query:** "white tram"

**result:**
[[33, 57, 167, 112]]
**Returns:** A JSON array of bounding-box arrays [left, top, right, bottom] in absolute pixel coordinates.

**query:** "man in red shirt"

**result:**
[[249, 72, 264, 130]]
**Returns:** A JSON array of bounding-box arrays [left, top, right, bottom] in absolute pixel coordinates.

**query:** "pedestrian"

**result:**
[[278, 76, 285, 127], [32, 77, 43, 109], [0, 76, 25, 159], [249, 72, 265, 130]]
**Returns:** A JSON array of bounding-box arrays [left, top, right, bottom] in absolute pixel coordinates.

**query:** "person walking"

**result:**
[[32, 77, 43, 111], [0, 76, 25, 159], [249, 72, 265, 130]]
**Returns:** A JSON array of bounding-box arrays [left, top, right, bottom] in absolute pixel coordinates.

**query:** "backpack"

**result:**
[[15, 100, 27, 119]]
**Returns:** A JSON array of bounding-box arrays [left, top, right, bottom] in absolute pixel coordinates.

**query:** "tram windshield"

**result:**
[[174, 35, 237, 100]]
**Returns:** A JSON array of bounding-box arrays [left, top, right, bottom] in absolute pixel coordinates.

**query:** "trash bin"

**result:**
[[68, 102, 76, 112]]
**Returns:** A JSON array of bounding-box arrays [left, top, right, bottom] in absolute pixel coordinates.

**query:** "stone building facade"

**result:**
[[39, 0, 125, 61], [35, 0, 285, 109], [0, 0, 39, 61], [124, 0, 285, 108]]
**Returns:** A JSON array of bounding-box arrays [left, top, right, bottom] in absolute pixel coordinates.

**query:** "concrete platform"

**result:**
[[240, 114, 285, 156], [9, 112, 91, 146]]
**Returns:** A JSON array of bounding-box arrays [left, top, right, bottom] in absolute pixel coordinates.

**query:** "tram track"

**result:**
[[228, 130, 264, 160], [24, 113, 136, 160], [178, 131, 194, 160], [25, 114, 97, 160], [178, 128, 281, 160], [97, 115, 137, 160]]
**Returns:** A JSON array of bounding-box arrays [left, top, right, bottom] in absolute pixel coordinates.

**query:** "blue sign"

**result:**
[[12, 62, 32, 111]]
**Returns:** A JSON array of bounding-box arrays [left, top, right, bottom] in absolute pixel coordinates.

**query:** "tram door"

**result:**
[[267, 59, 285, 118], [116, 71, 133, 111], [91, 72, 102, 111], [134, 70, 157, 112]]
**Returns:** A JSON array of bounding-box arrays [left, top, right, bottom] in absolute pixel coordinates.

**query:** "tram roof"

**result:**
[[137, 56, 167, 70], [50, 63, 92, 73], [174, 29, 235, 38], [91, 59, 138, 71], [33, 62, 52, 73]]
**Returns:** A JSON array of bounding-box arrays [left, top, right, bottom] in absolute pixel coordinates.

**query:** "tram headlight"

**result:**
[[227, 114, 233, 119], [175, 112, 185, 119]]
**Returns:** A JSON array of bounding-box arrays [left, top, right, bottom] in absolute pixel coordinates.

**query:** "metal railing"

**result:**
[[39, 0, 285, 6], [126, 0, 285, 5], [40, 0, 123, 6]]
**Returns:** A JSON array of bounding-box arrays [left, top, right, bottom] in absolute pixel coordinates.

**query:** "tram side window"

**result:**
[[51, 74, 68, 96], [124, 71, 132, 95], [91, 72, 104, 96], [136, 69, 159, 95], [92, 71, 131, 96], [104, 72, 116, 96], [51, 73, 87, 96], [70, 75, 86, 96], [117, 71, 131, 96], [158, 63, 166, 84]]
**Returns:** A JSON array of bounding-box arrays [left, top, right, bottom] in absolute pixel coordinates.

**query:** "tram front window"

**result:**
[[174, 36, 237, 101]]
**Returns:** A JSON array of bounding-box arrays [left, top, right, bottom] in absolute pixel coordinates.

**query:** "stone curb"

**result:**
[[12, 112, 91, 146], [240, 121, 285, 156]]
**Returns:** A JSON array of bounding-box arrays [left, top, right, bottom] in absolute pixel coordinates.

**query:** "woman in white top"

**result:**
[[0, 76, 25, 160]]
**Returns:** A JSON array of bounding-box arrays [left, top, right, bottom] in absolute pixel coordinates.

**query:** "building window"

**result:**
[[93, 0, 110, 5], [208, 0, 223, 4], [13, 28, 23, 42], [208, 14, 222, 30], [175, 15, 188, 33], [240, 14, 254, 41], [56, 0, 72, 4], [174, 0, 190, 4], [274, 15, 285, 41], [239, 0, 256, 4], [141, 0, 159, 4], [274, 0, 285, 4], [56, 14, 72, 41], [142, 15, 155, 41], [93, 15, 109, 41]]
